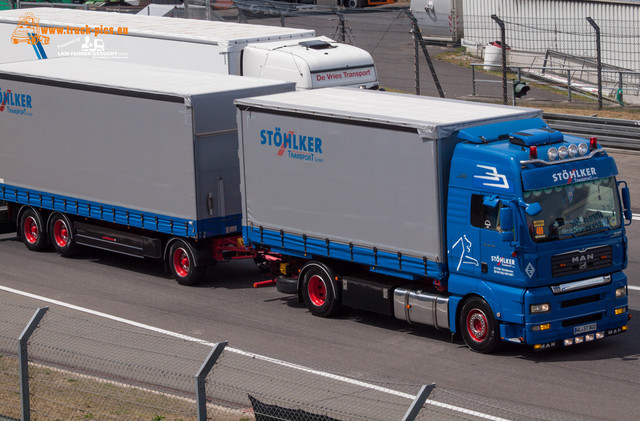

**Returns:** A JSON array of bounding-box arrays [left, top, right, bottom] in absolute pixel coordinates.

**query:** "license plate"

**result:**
[[574, 323, 597, 335]]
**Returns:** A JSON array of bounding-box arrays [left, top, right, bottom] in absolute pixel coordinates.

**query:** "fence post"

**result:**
[[237, 6, 247, 23], [205, 0, 211, 21], [413, 22, 420, 95], [337, 13, 346, 43], [18, 307, 49, 421], [617, 72, 624, 105], [491, 14, 508, 105], [405, 11, 444, 98], [196, 341, 228, 421], [586, 17, 603, 110], [401, 383, 436, 421], [471, 64, 476, 96]]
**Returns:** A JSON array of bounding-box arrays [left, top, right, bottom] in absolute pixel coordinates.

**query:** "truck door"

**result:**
[[448, 191, 481, 278], [470, 194, 521, 282]]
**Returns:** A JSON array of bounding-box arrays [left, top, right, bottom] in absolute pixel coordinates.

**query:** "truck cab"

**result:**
[[447, 118, 631, 351], [241, 36, 378, 90]]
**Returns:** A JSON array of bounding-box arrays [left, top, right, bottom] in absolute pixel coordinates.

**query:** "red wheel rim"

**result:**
[[24, 216, 38, 244], [53, 219, 69, 247], [466, 309, 488, 342], [308, 275, 327, 306], [173, 247, 190, 278]]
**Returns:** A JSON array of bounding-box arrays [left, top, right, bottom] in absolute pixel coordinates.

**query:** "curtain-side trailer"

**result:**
[[0, 57, 295, 285]]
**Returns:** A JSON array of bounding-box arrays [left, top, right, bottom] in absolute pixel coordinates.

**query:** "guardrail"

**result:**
[[543, 113, 640, 151]]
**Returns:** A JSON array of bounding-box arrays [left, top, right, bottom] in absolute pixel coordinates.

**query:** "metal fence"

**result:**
[[1, 295, 592, 420], [0, 297, 449, 420], [462, 13, 640, 108], [2, 292, 601, 420]]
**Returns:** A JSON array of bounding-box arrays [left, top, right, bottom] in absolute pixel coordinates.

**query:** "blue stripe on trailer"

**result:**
[[244, 225, 446, 281], [1, 184, 238, 239]]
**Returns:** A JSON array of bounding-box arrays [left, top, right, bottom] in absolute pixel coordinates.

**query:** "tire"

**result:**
[[345, 0, 363, 8], [459, 297, 501, 353], [49, 213, 78, 257], [301, 263, 341, 317], [20, 208, 48, 252], [168, 240, 207, 286]]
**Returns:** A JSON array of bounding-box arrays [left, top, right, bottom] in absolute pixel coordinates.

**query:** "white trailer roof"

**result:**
[[0, 8, 314, 44], [235, 88, 542, 139], [0, 57, 292, 97]]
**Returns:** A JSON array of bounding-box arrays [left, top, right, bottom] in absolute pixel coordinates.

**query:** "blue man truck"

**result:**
[[236, 88, 632, 352]]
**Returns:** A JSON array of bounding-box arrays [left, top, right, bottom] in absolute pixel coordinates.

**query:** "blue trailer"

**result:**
[[236, 88, 632, 352]]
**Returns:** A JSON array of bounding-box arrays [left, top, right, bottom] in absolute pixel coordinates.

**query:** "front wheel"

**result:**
[[168, 240, 207, 286], [459, 297, 501, 353], [20, 208, 48, 252], [301, 264, 341, 317]]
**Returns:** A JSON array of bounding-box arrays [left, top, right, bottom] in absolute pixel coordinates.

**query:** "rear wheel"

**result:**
[[168, 240, 207, 286], [20, 208, 47, 251], [345, 0, 363, 8], [49, 213, 78, 257], [459, 297, 501, 353], [302, 264, 341, 317]]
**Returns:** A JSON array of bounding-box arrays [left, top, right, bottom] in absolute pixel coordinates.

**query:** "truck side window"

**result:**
[[470, 194, 501, 231]]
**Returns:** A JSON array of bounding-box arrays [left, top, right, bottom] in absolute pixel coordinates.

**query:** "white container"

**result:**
[[483, 42, 508, 70]]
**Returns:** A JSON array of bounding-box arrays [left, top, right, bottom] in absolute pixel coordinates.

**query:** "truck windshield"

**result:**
[[524, 177, 621, 242]]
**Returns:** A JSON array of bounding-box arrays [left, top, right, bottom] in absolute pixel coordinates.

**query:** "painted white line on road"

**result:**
[[629, 285, 640, 291], [633, 213, 640, 221], [0, 284, 508, 421]]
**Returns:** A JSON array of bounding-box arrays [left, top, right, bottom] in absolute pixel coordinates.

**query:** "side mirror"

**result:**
[[500, 207, 513, 232], [500, 231, 515, 242], [525, 202, 542, 216], [622, 186, 631, 210], [620, 185, 632, 223]]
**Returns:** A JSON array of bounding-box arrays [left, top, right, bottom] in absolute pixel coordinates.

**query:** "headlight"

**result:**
[[530, 303, 550, 314], [578, 142, 588, 156], [547, 147, 558, 161], [558, 146, 569, 159], [568, 144, 578, 157], [615, 286, 627, 298]]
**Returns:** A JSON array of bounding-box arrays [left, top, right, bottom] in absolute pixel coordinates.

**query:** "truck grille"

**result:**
[[551, 245, 612, 277], [562, 313, 602, 328], [561, 294, 600, 308]]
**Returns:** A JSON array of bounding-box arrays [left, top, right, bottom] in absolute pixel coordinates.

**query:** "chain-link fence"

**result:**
[[0, 297, 448, 421], [0, 294, 598, 421], [463, 13, 640, 109]]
